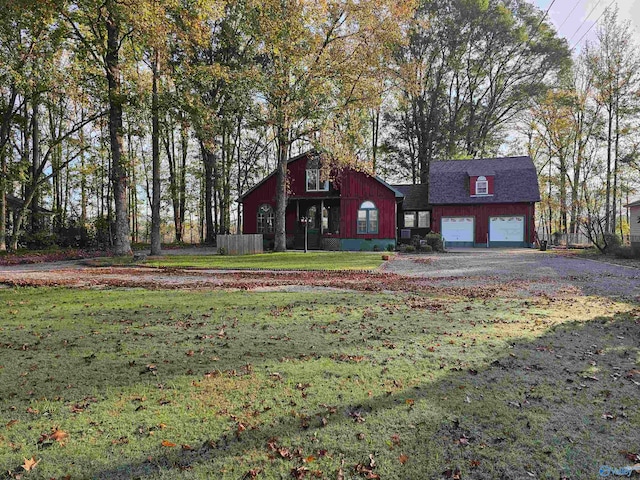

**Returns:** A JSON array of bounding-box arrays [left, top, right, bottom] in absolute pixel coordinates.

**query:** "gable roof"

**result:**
[[392, 184, 430, 210], [429, 156, 540, 205], [6, 194, 55, 215], [239, 150, 404, 201]]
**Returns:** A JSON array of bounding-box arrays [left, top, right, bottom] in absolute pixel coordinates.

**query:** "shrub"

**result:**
[[424, 233, 444, 252], [613, 245, 640, 259], [93, 216, 112, 249], [56, 219, 92, 248], [603, 233, 621, 252], [23, 231, 58, 249]]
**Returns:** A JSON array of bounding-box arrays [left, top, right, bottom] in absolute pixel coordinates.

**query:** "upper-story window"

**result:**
[[475, 176, 489, 195], [306, 157, 329, 192]]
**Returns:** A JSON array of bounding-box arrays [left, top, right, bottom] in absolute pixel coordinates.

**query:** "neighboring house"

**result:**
[[625, 199, 640, 247], [240, 152, 403, 251], [429, 156, 540, 247], [240, 152, 540, 250]]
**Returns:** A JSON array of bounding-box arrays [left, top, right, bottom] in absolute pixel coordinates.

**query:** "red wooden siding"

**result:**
[[432, 203, 536, 244], [469, 175, 494, 196], [339, 170, 397, 239], [242, 154, 398, 240]]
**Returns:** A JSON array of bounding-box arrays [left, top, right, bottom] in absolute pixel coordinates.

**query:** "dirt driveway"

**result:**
[[0, 249, 637, 301], [383, 249, 640, 301]]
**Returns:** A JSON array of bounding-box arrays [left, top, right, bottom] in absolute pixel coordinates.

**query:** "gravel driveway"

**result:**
[[383, 248, 640, 301], [0, 248, 638, 302]]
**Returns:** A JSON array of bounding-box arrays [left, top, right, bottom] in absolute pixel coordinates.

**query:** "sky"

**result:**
[[529, 0, 640, 51]]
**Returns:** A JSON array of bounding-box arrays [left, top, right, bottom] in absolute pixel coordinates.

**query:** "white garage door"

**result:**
[[489, 216, 524, 242], [441, 217, 474, 242]]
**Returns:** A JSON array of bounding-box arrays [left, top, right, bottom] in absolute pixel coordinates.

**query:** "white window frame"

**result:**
[[257, 204, 274, 233], [306, 168, 329, 192], [404, 211, 417, 228], [418, 211, 430, 228], [475, 176, 489, 196]]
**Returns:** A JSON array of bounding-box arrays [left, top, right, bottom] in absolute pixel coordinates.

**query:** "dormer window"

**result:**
[[475, 176, 488, 196], [306, 157, 329, 192]]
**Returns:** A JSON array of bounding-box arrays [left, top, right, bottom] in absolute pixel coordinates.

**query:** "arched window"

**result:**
[[306, 156, 329, 192], [257, 204, 274, 233], [475, 176, 488, 195], [357, 201, 378, 234]]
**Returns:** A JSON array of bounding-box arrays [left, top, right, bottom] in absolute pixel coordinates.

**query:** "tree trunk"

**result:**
[[178, 123, 187, 242], [201, 144, 215, 245], [150, 49, 161, 255], [0, 153, 6, 251], [604, 103, 613, 233], [274, 126, 289, 252], [106, 2, 132, 256], [30, 95, 41, 233]]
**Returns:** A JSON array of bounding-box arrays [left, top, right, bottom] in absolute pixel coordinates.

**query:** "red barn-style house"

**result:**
[[429, 157, 540, 247], [240, 152, 540, 250], [240, 152, 403, 251]]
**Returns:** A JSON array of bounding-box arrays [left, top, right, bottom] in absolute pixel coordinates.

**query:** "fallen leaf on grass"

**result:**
[[22, 457, 39, 471], [620, 451, 640, 462], [50, 429, 69, 444], [291, 466, 309, 479], [442, 467, 461, 479]]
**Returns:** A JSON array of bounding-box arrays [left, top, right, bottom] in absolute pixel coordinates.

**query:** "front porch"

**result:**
[[288, 198, 341, 250]]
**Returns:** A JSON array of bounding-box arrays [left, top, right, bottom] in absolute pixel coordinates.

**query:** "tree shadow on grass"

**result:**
[[84, 310, 640, 480]]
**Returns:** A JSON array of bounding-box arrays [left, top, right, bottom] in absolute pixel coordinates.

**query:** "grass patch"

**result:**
[[142, 251, 386, 270], [0, 287, 637, 479]]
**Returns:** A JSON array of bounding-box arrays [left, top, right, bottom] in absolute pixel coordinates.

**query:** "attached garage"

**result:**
[[489, 216, 525, 246], [429, 157, 540, 248], [441, 217, 474, 247]]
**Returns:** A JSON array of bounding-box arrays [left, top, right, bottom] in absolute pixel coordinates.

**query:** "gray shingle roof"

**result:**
[[392, 184, 430, 210], [429, 156, 540, 204]]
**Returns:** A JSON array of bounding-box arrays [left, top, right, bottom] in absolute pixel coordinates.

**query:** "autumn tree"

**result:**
[[587, 8, 640, 234], [251, 0, 414, 251]]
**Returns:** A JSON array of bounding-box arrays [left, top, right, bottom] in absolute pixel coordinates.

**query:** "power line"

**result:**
[[556, 0, 582, 31], [567, 0, 604, 44], [570, 0, 617, 50]]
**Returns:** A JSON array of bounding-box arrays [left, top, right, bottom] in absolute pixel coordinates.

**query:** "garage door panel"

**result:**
[[489, 216, 524, 242], [441, 217, 474, 242]]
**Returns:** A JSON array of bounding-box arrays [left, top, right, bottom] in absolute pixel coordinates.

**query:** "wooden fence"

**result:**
[[217, 234, 263, 255]]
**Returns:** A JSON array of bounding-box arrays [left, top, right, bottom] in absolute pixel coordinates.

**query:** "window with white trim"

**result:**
[[475, 176, 488, 195], [404, 212, 416, 228], [257, 204, 274, 233], [357, 201, 378, 234], [306, 157, 329, 192]]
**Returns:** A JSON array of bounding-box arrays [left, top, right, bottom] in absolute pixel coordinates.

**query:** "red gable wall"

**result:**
[[338, 170, 397, 239], [241, 154, 398, 240]]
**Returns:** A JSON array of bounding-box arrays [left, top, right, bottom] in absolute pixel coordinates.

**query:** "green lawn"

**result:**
[[142, 251, 387, 270], [0, 286, 637, 479]]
